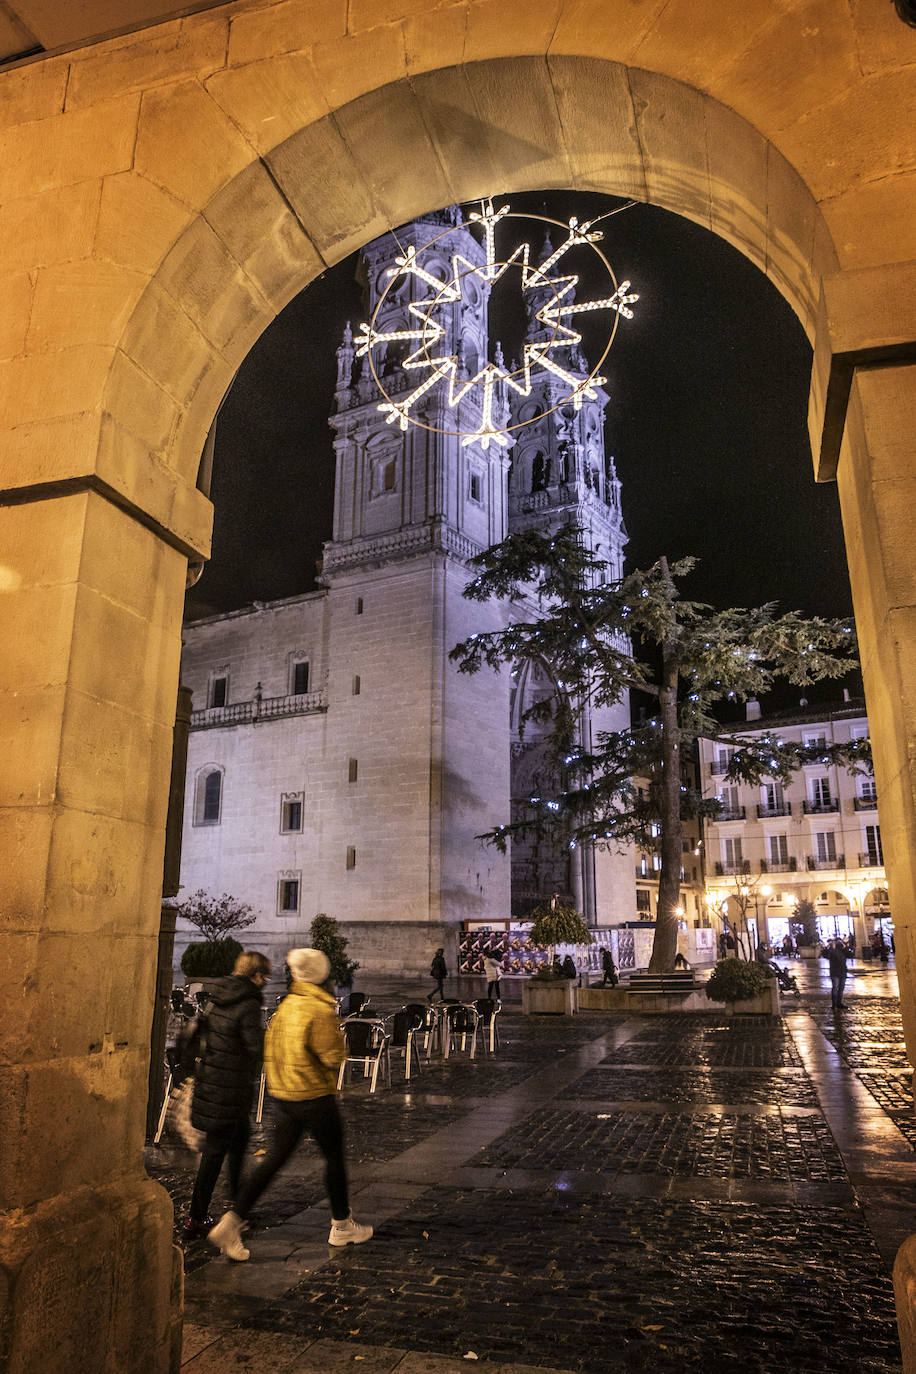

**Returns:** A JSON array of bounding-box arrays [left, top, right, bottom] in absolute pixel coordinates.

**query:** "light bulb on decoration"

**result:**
[[355, 199, 639, 449]]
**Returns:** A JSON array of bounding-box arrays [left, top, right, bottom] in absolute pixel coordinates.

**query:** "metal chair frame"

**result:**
[[386, 1009, 425, 1080], [443, 1002, 481, 1059], [402, 1002, 439, 1060], [474, 998, 501, 1054], [338, 1017, 391, 1092]]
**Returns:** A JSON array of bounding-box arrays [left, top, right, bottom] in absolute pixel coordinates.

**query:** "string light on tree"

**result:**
[[355, 198, 639, 450]]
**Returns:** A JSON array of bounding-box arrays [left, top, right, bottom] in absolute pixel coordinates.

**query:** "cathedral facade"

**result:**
[[177, 210, 635, 974]]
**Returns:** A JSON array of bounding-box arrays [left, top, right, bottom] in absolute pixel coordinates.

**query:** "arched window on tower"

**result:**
[[194, 766, 223, 826], [531, 451, 546, 492]]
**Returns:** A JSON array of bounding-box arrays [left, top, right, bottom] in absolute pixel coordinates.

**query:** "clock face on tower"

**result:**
[[355, 199, 639, 452]]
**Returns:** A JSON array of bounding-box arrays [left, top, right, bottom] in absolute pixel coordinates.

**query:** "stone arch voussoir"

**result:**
[[105, 55, 835, 497]]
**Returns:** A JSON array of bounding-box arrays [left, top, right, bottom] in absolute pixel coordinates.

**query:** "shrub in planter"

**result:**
[[309, 913, 359, 989], [180, 937, 243, 978], [704, 958, 771, 1003], [528, 899, 592, 973]]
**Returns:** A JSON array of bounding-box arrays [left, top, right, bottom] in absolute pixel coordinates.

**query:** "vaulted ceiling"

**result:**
[[0, 0, 222, 65]]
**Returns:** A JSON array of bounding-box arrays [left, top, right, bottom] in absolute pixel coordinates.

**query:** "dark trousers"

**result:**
[[487, 979, 501, 1000], [830, 971, 847, 1007], [428, 979, 445, 1002], [190, 1118, 250, 1221], [234, 1094, 349, 1222]]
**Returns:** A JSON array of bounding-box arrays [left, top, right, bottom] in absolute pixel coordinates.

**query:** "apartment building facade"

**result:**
[[698, 698, 889, 951]]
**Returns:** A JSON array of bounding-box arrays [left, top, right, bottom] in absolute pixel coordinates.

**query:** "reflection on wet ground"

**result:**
[[152, 957, 911, 1373]]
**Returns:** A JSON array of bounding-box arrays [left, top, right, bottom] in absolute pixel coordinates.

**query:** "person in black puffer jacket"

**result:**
[[184, 950, 271, 1238]]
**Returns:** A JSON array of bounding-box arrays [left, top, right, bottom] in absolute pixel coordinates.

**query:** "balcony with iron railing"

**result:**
[[191, 689, 327, 729], [806, 853, 845, 870], [858, 852, 884, 869], [715, 806, 746, 822], [854, 795, 878, 811], [757, 802, 792, 818], [802, 799, 839, 815]]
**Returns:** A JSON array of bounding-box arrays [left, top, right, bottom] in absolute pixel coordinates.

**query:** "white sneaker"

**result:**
[[328, 1214, 373, 1246], [207, 1210, 250, 1262]]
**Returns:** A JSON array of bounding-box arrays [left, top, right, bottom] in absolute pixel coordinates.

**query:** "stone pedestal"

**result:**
[[521, 979, 578, 1014]]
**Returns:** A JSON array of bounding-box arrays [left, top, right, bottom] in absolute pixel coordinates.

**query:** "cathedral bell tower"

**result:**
[[506, 237, 632, 924], [315, 210, 513, 952]]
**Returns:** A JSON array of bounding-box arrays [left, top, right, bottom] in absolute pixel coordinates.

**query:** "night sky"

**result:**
[[186, 193, 854, 682]]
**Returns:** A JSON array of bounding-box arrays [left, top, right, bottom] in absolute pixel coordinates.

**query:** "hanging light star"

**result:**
[[356, 199, 639, 449]]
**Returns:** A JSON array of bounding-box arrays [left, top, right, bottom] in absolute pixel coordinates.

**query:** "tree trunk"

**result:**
[[648, 569, 683, 974]]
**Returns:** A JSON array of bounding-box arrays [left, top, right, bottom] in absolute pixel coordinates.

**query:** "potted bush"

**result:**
[[309, 913, 360, 992], [522, 898, 592, 1015], [704, 958, 779, 1015], [177, 890, 256, 985], [180, 936, 244, 979]]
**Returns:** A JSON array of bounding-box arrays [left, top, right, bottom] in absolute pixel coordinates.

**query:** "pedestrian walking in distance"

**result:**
[[184, 950, 271, 1239], [600, 948, 618, 987], [483, 950, 502, 1001], [428, 947, 448, 1003], [208, 947, 372, 1261]]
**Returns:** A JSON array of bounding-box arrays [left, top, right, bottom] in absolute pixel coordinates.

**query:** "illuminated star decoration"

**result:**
[[355, 199, 639, 450]]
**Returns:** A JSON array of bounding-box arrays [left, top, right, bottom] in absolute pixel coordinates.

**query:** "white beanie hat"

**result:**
[[287, 947, 331, 985]]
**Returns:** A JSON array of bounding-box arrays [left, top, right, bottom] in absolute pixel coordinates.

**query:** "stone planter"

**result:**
[[719, 980, 781, 1016], [521, 979, 579, 1015]]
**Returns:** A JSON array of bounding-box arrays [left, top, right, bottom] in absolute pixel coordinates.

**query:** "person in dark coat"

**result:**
[[183, 950, 271, 1237], [600, 948, 618, 987], [822, 937, 851, 1010], [428, 948, 448, 1003]]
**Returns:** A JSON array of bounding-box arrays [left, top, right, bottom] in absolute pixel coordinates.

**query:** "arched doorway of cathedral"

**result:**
[[6, 46, 916, 1374]]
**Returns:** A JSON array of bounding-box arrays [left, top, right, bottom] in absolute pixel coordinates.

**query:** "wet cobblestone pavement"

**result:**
[[245, 1191, 897, 1374], [477, 1104, 847, 1179], [558, 1065, 820, 1105], [157, 964, 913, 1372]]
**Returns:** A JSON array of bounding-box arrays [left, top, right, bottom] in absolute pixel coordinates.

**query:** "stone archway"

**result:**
[[2, 17, 915, 1372]]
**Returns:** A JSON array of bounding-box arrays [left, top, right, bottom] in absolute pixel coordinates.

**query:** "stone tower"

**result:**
[[505, 236, 633, 921], [319, 211, 514, 952]]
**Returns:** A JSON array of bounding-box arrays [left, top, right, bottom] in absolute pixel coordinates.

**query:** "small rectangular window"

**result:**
[[636, 890, 652, 912], [292, 661, 309, 695], [279, 879, 299, 913], [210, 676, 227, 708], [469, 471, 482, 502], [348, 758, 358, 783], [281, 798, 303, 832], [356, 597, 363, 615], [352, 675, 361, 696], [346, 846, 356, 870]]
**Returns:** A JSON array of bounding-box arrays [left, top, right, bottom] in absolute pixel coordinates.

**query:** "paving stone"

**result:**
[[241, 1188, 899, 1373], [286, 1337, 407, 1371], [168, 990, 907, 1371], [599, 1039, 805, 1068], [475, 1106, 847, 1181], [558, 1067, 819, 1107]]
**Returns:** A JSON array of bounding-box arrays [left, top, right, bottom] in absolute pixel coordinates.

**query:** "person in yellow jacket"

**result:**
[[208, 947, 372, 1261]]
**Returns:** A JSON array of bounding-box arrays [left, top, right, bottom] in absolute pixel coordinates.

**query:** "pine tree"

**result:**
[[451, 525, 866, 972]]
